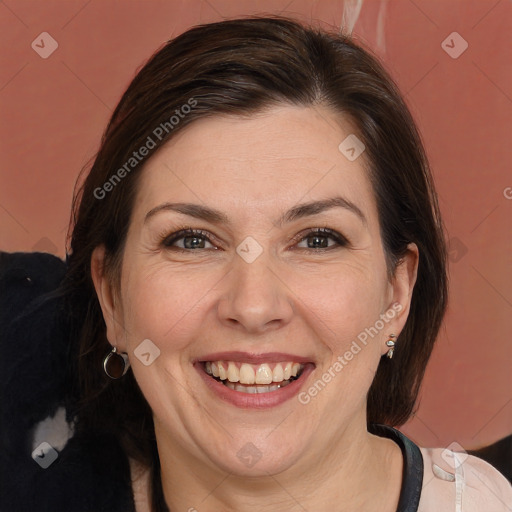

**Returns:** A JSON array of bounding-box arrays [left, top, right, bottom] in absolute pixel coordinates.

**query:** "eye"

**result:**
[[294, 228, 348, 250], [161, 229, 217, 250]]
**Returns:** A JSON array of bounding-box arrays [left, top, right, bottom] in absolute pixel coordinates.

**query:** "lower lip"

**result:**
[[195, 363, 315, 409]]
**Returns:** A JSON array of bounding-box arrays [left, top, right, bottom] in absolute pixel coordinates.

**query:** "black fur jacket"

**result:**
[[0, 252, 135, 512]]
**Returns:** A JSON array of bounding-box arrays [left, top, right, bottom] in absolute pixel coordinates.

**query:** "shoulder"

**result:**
[[418, 446, 512, 512]]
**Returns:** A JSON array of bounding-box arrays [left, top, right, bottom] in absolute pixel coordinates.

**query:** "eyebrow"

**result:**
[[144, 196, 366, 226]]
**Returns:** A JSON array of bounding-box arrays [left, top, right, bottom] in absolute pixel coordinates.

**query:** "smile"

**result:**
[[203, 361, 305, 393], [195, 355, 315, 409]]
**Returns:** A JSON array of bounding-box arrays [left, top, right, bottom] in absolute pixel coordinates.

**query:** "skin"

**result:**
[[92, 105, 418, 512]]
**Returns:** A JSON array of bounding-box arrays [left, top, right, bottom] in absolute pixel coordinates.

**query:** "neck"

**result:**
[[150, 417, 403, 512]]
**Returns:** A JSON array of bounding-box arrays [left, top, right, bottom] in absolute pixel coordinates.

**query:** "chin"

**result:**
[[208, 442, 300, 478]]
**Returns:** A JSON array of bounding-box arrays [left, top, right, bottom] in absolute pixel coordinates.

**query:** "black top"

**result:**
[[369, 424, 424, 512]]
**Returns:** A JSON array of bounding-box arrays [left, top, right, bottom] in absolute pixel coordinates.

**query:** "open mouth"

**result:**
[[201, 360, 308, 394]]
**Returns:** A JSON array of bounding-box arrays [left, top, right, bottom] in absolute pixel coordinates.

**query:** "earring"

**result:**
[[103, 346, 130, 379], [385, 334, 397, 359]]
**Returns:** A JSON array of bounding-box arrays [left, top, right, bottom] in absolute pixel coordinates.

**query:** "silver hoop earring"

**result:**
[[103, 346, 130, 379], [385, 334, 397, 359]]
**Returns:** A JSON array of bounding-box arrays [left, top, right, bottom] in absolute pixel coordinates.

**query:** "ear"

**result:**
[[381, 243, 419, 355], [90, 245, 127, 351]]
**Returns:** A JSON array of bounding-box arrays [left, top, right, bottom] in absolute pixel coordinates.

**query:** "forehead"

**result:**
[[134, 105, 376, 221]]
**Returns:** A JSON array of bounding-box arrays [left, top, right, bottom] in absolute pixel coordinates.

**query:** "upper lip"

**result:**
[[194, 351, 315, 365]]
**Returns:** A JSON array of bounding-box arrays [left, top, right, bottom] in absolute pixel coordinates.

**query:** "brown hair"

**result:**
[[63, 16, 447, 510]]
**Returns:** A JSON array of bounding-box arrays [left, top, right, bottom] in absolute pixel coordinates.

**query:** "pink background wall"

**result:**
[[1, 0, 510, 451]]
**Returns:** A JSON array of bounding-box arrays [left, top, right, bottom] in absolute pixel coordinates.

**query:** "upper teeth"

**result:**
[[205, 361, 304, 385]]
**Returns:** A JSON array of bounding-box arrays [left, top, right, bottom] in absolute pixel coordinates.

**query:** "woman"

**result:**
[[63, 16, 511, 511]]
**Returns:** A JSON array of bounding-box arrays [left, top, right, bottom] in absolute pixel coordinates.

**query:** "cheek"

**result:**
[[123, 261, 230, 360], [295, 262, 387, 347], [119, 265, 211, 418], [293, 268, 387, 419], [120, 264, 213, 352]]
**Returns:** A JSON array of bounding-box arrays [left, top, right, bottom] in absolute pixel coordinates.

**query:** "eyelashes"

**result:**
[[161, 228, 217, 250], [290, 227, 349, 250], [159, 227, 349, 252]]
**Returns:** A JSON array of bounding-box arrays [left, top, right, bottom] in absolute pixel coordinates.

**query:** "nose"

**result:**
[[217, 253, 294, 334]]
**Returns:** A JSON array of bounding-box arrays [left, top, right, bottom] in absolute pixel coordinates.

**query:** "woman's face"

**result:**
[[93, 105, 417, 477]]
